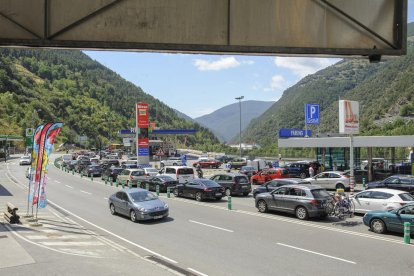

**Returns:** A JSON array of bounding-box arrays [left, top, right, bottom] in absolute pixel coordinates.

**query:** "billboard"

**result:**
[[339, 100, 359, 134], [279, 128, 312, 138], [136, 103, 149, 128]]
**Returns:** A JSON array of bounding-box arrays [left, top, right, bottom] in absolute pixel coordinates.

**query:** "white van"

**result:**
[[247, 159, 267, 172], [158, 166, 195, 184]]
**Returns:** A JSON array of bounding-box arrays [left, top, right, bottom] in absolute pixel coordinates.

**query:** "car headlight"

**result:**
[[137, 207, 147, 212], [164, 203, 169, 209]]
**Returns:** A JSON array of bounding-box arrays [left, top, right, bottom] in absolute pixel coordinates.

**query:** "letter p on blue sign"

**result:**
[[305, 104, 320, 125]]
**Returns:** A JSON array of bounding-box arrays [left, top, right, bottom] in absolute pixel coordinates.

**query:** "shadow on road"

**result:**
[[0, 184, 13, 196]]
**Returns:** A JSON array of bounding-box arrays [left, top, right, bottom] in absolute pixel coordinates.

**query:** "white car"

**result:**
[[304, 171, 350, 190], [160, 157, 183, 167], [19, 156, 31, 166], [157, 166, 194, 184], [143, 167, 159, 176], [352, 188, 414, 214]]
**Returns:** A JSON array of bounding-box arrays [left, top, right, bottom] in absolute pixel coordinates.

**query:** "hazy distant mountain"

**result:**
[[173, 109, 194, 122], [195, 100, 274, 142]]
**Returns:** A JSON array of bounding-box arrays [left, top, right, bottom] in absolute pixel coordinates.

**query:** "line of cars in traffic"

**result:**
[[57, 154, 414, 236]]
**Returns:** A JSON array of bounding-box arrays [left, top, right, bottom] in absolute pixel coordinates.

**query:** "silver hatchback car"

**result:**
[[255, 184, 332, 220]]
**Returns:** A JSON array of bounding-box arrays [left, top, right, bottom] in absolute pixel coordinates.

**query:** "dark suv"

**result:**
[[284, 162, 310, 179], [210, 173, 251, 196], [366, 175, 414, 194]]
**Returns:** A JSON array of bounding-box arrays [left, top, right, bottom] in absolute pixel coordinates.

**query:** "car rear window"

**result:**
[[201, 180, 219, 187], [311, 189, 331, 198], [178, 168, 194, 174], [235, 176, 249, 184], [131, 171, 144, 176], [399, 193, 414, 201], [146, 169, 158, 173]]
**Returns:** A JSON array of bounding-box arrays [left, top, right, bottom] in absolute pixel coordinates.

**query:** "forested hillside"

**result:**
[[241, 23, 414, 153], [0, 49, 221, 150]]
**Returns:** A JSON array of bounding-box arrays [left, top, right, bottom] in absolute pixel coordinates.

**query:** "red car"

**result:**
[[193, 159, 222, 169], [250, 168, 290, 185]]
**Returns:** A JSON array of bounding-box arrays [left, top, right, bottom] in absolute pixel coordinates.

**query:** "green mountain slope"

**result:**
[[242, 26, 414, 149], [0, 49, 220, 149]]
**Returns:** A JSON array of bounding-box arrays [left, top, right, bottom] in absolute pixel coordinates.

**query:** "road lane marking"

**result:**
[[104, 197, 108, 200], [48, 200, 178, 264], [4, 172, 25, 189], [189, 220, 234, 233], [26, 235, 92, 240], [277, 243, 356, 264], [80, 190, 92, 195], [188, 267, 209, 276], [65, 185, 73, 189], [39, 241, 105, 246], [54, 180, 61, 183]]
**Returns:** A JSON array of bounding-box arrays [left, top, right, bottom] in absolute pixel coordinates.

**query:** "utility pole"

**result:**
[[235, 96, 244, 158]]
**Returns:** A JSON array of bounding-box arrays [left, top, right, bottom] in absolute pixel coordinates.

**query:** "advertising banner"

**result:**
[[279, 128, 312, 138], [339, 100, 359, 134], [136, 102, 150, 162], [28, 125, 44, 203]]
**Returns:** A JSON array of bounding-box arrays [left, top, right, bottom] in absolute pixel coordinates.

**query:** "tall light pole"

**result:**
[[235, 96, 244, 158]]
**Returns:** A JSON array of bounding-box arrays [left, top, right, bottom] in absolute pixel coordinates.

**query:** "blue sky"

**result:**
[[85, 3, 414, 118]]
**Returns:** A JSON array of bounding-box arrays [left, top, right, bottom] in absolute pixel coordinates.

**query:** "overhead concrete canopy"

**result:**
[[0, 0, 407, 57], [278, 136, 414, 148]]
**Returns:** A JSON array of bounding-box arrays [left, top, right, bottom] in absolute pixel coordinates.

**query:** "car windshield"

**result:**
[[311, 189, 331, 198], [146, 169, 158, 173], [399, 193, 414, 201], [129, 191, 157, 202], [200, 180, 219, 187], [131, 171, 143, 176]]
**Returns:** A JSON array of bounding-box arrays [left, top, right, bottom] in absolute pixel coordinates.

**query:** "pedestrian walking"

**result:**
[[309, 165, 314, 177], [333, 162, 337, 171]]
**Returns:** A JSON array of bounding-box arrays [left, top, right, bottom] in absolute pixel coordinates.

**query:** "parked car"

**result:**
[[143, 167, 159, 177], [19, 156, 31, 166], [209, 173, 251, 196], [67, 160, 79, 171], [283, 162, 311, 179], [363, 203, 414, 235], [366, 175, 414, 194], [117, 169, 148, 187], [160, 157, 183, 167], [343, 169, 391, 183], [352, 189, 414, 214], [173, 179, 224, 201], [121, 163, 139, 169], [81, 164, 103, 177], [252, 178, 310, 198], [304, 171, 350, 190], [193, 159, 221, 169], [101, 167, 124, 182], [108, 188, 169, 222], [215, 155, 233, 163], [100, 159, 120, 170], [158, 166, 195, 184], [228, 158, 247, 169], [140, 175, 178, 192], [255, 185, 331, 220], [239, 166, 257, 180], [75, 160, 91, 173], [250, 168, 290, 185]]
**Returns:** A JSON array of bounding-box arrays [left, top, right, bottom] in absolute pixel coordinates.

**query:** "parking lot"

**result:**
[[1, 154, 414, 276]]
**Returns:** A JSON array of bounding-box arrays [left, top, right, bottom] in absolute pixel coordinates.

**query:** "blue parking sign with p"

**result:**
[[305, 104, 320, 124]]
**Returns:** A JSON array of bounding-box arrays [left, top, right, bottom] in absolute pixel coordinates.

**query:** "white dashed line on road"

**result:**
[[54, 180, 61, 183], [189, 220, 234, 233], [39, 241, 105, 247], [103, 197, 108, 200], [277, 243, 356, 264], [188, 268, 209, 276], [80, 190, 92, 195], [65, 185, 73, 189]]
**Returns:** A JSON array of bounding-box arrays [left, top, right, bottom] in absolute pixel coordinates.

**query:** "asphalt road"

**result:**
[[2, 156, 414, 276]]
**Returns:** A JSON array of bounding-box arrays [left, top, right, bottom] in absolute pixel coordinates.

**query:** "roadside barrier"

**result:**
[[91, 174, 93, 181], [128, 181, 132, 189], [363, 178, 366, 188], [404, 222, 411, 244], [115, 179, 119, 187], [167, 187, 171, 198], [227, 196, 232, 210], [156, 185, 160, 196], [146, 183, 149, 191], [72, 169, 74, 175], [81, 172, 83, 178], [122, 180, 125, 189], [3, 202, 20, 224]]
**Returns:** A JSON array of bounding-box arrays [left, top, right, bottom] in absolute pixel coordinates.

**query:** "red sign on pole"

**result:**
[[136, 103, 149, 128], [150, 121, 156, 129]]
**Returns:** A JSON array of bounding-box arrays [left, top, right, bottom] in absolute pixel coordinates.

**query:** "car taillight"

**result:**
[[309, 200, 320, 206], [400, 202, 407, 206]]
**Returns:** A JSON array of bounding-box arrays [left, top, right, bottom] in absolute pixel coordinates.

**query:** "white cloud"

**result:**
[[270, 75, 286, 90], [193, 57, 254, 71], [274, 57, 339, 78]]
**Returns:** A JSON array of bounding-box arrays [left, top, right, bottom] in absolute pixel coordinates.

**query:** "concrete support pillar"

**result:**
[[368, 147, 373, 182], [391, 147, 396, 172]]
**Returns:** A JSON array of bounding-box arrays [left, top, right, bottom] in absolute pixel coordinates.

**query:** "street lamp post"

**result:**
[[235, 96, 244, 158]]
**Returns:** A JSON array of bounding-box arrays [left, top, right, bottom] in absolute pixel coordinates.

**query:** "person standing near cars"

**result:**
[[309, 165, 314, 177]]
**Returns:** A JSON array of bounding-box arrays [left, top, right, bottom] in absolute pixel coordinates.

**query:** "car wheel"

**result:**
[[295, 206, 309, 220], [109, 204, 116, 215], [195, 192, 202, 201], [336, 183, 345, 190], [173, 188, 179, 197], [130, 210, 137, 222], [257, 200, 268, 213], [243, 192, 249, 196], [370, 218, 387, 234], [225, 188, 231, 196], [215, 196, 222, 201], [299, 172, 307, 179], [209, 165, 213, 169]]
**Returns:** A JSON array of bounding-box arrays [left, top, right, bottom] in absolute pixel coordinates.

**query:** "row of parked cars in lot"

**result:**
[[57, 154, 414, 237]]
